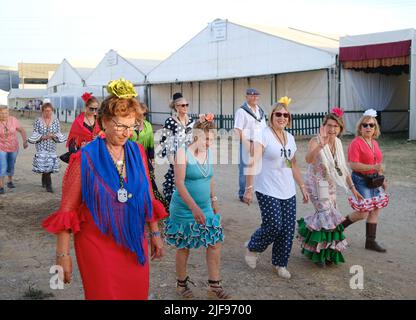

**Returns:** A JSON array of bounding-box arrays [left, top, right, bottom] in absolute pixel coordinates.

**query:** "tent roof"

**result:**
[[126, 58, 162, 75], [86, 50, 159, 86], [8, 89, 47, 99], [340, 29, 416, 48], [147, 19, 338, 84], [235, 22, 340, 54], [75, 67, 94, 79]]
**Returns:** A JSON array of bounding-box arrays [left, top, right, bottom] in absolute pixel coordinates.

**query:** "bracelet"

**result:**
[[245, 186, 253, 190], [56, 252, 70, 258], [211, 196, 218, 202], [349, 184, 355, 190], [150, 231, 161, 238], [300, 184, 306, 189]]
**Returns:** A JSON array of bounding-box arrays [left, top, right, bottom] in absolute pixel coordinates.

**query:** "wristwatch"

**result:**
[[211, 196, 218, 202]]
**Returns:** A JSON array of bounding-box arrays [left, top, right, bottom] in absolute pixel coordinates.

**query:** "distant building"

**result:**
[[18, 62, 59, 89], [0, 65, 19, 91]]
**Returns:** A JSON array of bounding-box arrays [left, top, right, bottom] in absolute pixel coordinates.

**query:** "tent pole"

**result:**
[[220, 79, 223, 128], [327, 68, 330, 112], [232, 78, 235, 114], [198, 81, 201, 114], [409, 38, 416, 140], [338, 56, 341, 108]]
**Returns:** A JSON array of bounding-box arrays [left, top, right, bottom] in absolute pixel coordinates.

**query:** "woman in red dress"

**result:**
[[42, 79, 167, 300], [60, 93, 102, 163]]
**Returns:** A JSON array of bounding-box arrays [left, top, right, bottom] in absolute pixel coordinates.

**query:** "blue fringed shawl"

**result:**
[[81, 137, 152, 265]]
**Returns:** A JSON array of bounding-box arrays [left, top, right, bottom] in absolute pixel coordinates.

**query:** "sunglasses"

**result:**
[[362, 123, 375, 128], [89, 107, 98, 112], [176, 104, 189, 107], [273, 112, 290, 119]]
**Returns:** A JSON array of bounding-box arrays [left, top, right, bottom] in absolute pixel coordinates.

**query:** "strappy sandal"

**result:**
[[176, 276, 195, 299], [207, 280, 232, 300]]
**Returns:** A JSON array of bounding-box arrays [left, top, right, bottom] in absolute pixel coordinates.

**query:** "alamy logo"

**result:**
[[349, 265, 364, 290], [49, 265, 64, 290]]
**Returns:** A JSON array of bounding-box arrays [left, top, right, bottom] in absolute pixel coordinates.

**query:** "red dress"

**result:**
[[42, 144, 167, 300]]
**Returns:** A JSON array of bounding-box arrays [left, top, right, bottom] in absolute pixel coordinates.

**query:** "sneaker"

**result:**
[[275, 266, 291, 279], [244, 241, 258, 269], [0, 188, 4, 195], [7, 181, 15, 188]]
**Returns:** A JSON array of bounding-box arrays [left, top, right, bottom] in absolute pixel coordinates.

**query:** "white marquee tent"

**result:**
[[0, 89, 8, 106], [146, 19, 340, 125], [339, 29, 416, 139], [45, 59, 96, 122], [86, 50, 161, 102]]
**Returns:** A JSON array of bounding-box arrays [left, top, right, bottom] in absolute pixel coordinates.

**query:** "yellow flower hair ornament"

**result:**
[[278, 96, 292, 107], [107, 78, 138, 99]]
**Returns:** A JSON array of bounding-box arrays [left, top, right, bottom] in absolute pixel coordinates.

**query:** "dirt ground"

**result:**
[[1, 117, 416, 300]]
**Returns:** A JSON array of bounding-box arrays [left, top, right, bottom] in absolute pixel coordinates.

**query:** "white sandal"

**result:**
[[274, 266, 291, 279], [244, 241, 258, 269]]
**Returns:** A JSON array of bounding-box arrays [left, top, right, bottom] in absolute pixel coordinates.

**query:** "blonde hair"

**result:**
[[268, 102, 292, 129], [356, 115, 381, 139], [169, 97, 186, 112]]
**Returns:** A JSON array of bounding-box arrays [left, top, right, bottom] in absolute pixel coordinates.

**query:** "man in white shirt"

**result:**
[[234, 88, 267, 201]]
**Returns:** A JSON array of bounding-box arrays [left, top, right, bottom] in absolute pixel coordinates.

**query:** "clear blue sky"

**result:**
[[1, 0, 415, 67]]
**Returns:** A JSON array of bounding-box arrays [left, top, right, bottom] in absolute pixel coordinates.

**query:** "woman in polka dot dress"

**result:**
[[157, 93, 194, 205], [28, 103, 66, 193], [243, 98, 309, 279]]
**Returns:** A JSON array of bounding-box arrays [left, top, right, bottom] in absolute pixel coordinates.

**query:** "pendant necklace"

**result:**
[[272, 128, 292, 168], [1, 120, 9, 139], [108, 146, 131, 203], [330, 142, 343, 176], [195, 149, 209, 178]]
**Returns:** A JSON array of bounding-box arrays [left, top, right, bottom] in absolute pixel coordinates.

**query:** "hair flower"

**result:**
[[81, 92, 93, 103], [363, 109, 377, 118], [107, 78, 137, 99], [198, 113, 214, 123], [331, 107, 344, 118], [278, 96, 292, 107]]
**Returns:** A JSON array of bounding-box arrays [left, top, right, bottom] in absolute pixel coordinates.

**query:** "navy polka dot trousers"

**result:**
[[248, 192, 296, 267]]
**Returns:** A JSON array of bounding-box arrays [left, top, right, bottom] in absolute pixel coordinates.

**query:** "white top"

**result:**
[[253, 127, 297, 200], [234, 103, 267, 141]]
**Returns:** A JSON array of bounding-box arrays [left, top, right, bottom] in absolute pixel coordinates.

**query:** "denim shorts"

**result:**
[[351, 171, 381, 199]]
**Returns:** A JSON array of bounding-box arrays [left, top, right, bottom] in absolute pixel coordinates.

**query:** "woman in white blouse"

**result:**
[[243, 97, 309, 279]]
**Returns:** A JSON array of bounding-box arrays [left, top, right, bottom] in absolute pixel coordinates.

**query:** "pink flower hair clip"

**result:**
[[331, 107, 344, 118]]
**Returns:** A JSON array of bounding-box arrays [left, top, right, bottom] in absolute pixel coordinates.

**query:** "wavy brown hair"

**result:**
[[98, 96, 143, 130]]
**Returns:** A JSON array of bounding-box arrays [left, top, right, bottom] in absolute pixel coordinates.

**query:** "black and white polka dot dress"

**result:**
[[157, 116, 194, 203], [28, 118, 66, 173]]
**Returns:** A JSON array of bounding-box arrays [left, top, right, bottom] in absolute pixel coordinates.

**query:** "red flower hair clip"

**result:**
[[81, 92, 93, 103], [331, 107, 344, 118]]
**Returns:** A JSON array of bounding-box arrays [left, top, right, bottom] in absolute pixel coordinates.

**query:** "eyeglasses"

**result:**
[[362, 123, 375, 128], [89, 107, 98, 112], [176, 103, 189, 108], [273, 112, 290, 119], [112, 119, 140, 132]]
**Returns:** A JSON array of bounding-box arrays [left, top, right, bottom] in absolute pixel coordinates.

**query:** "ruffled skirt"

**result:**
[[164, 214, 224, 249], [32, 152, 60, 173]]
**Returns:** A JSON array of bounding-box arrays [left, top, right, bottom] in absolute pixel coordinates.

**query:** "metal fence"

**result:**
[[149, 111, 326, 136]]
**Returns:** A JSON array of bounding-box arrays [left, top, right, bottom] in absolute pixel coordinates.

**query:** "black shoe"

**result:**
[[325, 260, 334, 266], [0, 188, 4, 195], [46, 185, 54, 193], [7, 181, 15, 188], [315, 261, 326, 268]]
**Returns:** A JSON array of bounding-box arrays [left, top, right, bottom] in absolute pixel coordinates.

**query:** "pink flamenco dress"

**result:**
[[42, 138, 168, 300], [297, 154, 348, 265]]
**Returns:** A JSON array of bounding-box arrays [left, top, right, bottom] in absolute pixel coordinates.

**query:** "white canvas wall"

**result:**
[[341, 69, 409, 133], [149, 69, 330, 125]]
